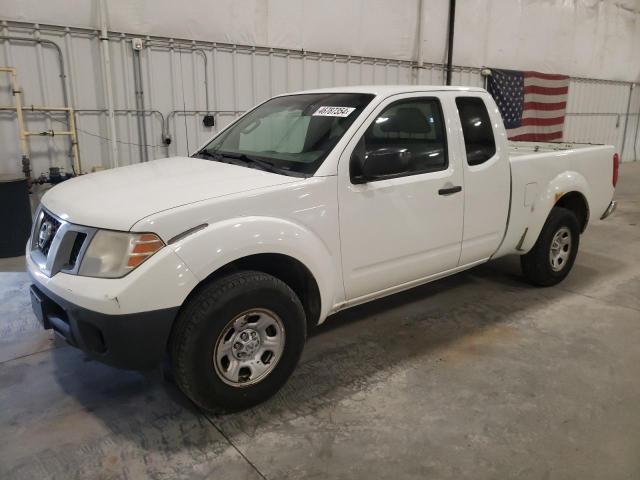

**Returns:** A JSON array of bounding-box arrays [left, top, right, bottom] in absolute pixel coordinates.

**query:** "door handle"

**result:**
[[438, 185, 462, 196]]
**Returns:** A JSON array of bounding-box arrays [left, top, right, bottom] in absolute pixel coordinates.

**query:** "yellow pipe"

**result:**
[[67, 108, 81, 174], [1, 66, 82, 175], [26, 106, 73, 111], [25, 131, 75, 136], [9, 69, 30, 166]]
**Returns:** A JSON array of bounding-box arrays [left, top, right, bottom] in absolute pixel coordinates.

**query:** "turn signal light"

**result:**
[[127, 233, 164, 268], [612, 153, 619, 188]]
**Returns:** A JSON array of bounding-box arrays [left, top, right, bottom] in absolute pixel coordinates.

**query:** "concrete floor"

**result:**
[[1, 163, 639, 480]]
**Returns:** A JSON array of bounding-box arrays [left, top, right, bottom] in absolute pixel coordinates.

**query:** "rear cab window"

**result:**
[[455, 97, 496, 166]]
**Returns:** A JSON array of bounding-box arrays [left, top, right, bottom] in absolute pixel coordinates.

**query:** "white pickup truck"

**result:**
[[27, 86, 618, 410]]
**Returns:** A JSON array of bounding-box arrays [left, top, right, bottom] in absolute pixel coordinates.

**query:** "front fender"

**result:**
[[169, 216, 338, 320], [520, 170, 591, 252]]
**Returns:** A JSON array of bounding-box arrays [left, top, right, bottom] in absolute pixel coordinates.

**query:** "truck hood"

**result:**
[[42, 157, 301, 231]]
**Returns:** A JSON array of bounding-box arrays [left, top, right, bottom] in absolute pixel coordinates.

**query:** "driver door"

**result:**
[[338, 93, 464, 301]]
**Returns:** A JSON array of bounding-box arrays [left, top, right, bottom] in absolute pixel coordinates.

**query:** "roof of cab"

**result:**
[[283, 85, 487, 97]]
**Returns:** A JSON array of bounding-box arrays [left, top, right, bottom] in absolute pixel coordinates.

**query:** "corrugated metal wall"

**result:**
[[0, 21, 638, 178], [565, 79, 640, 162]]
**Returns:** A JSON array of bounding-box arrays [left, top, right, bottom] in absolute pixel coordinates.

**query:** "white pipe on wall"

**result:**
[[33, 25, 56, 170], [119, 34, 134, 165], [99, 0, 119, 168]]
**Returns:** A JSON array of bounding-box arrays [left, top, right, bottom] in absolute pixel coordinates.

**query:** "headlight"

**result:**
[[78, 230, 164, 278]]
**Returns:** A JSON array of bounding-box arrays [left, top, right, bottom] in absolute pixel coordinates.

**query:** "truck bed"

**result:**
[[493, 141, 616, 258], [508, 140, 604, 157]]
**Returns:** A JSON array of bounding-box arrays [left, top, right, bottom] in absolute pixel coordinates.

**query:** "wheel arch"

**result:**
[[554, 191, 590, 233], [184, 253, 323, 331], [170, 216, 338, 330], [520, 171, 591, 252]]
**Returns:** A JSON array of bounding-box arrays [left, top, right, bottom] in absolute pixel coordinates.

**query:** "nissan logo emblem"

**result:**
[[38, 221, 54, 249]]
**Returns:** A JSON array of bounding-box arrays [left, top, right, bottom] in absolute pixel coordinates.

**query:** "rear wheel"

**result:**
[[169, 271, 306, 411], [520, 207, 580, 286]]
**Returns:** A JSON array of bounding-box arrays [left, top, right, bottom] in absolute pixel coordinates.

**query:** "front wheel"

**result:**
[[520, 207, 580, 286], [169, 271, 306, 412]]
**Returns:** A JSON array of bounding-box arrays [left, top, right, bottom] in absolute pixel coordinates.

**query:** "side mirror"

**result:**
[[351, 146, 411, 184]]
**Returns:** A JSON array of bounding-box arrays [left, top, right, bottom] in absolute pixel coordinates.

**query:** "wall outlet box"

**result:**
[[131, 38, 144, 51]]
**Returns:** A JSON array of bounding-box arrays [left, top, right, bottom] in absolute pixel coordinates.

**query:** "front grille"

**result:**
[[66, 232, 87, 269], [30, 207, 96, 277], [38, 210, 62, 255]]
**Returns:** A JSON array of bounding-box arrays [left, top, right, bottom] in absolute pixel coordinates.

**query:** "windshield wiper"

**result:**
[[213, 151, 290, 175], [194, 149, 305, 177], [193, 150, 223, 161], [193, 150, 246, 167]]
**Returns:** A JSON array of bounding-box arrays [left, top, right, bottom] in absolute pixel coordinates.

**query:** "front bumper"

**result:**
[[26, 228, 199, 370], [30, 281, 178, 370]]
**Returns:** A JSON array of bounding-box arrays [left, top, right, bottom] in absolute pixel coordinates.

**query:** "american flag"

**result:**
[[487, 68, 569, 142]]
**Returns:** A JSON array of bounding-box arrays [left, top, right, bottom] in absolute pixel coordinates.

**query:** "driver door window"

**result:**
[[350, 98, 448, 182]]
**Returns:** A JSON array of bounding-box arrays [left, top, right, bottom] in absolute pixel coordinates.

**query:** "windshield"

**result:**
[[197, 93, 374, 176]]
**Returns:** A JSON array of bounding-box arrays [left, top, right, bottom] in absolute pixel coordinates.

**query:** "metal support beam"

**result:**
[[445, 0, 456, 86]]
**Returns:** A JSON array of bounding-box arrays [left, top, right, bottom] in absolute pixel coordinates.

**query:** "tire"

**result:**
[[169, 270, 306, 412], [520, 207, 580, 287]]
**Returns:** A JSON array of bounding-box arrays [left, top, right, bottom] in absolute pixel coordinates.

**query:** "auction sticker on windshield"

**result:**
[[312, 106, 356, 117]]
